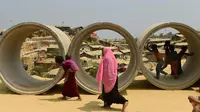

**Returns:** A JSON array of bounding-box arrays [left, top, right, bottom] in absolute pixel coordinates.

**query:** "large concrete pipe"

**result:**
[[68, 22, 141, 94], [0, 22, 71, 94], [139, 22, 200, 90]]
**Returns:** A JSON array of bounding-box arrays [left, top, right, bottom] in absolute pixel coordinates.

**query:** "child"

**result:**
[[168, 45, 179, 79], [146, 43, 167, 79], [177, 46, 194, 75], [55, 55, 82, 100], [162, 41, 171, 70]]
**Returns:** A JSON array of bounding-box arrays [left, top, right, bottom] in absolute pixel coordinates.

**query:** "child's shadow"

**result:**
[[78, 101, 121, 112], [40, 97, 79, 102]]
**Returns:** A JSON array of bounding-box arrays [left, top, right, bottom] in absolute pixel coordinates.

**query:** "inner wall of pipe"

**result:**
[[0, 23, 67, 94], [139, 23, 200, 89]]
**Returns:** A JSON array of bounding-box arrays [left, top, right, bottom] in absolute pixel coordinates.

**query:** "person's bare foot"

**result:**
[[59, 97, 67, 100], [98, 95, 103, 99], [98, 95, 104, 101], [122, 101, 128, 112], [77, 97, 82, 101]]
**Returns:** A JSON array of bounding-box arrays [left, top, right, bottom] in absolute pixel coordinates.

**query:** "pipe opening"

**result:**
[[80, 30, 131, 79], [68, 22, 140, 94], [0, 22, 70, 94], [139, 22, 200, 89], [21, 30, 60, 81]]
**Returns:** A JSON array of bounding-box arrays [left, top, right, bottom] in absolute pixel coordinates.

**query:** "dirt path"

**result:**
[[0, 76, 199, 112]]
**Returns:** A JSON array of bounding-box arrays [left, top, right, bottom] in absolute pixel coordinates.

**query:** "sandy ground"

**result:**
[[0, 76, 199, 112]]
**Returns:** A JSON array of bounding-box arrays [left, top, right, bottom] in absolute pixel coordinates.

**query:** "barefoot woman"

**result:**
[[96, 47, 128, 112], [55, 55, 82, 100]]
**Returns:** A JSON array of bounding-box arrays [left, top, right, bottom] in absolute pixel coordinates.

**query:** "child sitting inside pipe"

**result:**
[[177, 46, 194, 75], [145, 43, 167, 79], [168, 45, 179, 79]]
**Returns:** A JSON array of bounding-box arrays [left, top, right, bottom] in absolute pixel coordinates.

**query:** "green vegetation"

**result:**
[[85, 62, 99, 78], [84, 36, 98, 44], [46, 53, 54, 58], [30, 65, 56, 78], [42, 74, 56, 78], [88, 66, 98, 78], [30, 66, 44, 76]]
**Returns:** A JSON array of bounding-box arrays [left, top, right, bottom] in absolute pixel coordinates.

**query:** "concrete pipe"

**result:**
[[0, 22, 71, 94], [139, 22, 200, 90], [68, 22, 141, 94]]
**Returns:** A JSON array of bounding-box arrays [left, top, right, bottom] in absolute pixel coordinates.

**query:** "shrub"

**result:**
[[30, 66, 45, 76]]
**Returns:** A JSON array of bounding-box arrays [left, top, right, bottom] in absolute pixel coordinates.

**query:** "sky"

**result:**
[[0, 0, 200, 38]]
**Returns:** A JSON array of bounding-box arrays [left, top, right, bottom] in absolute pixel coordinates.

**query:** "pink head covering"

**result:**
[[96, 47, 118, 93]]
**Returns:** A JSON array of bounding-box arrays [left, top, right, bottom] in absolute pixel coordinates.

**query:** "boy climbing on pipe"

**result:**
[[145, 43, 167, 79]]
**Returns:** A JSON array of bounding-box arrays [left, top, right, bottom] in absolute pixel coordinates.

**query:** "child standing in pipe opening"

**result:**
[[168, 45, 179, 79], [161, 41, 173, 75], [55, 55, 82, 100], [145, 43, 167, 79], [177, 46, 194, 75]]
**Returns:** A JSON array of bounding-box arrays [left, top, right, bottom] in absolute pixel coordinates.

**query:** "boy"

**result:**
[[177, 46, 194, 75], [146, 43, 167, 79], [168, 45, 179, 79], [162, 41, 171, 70]]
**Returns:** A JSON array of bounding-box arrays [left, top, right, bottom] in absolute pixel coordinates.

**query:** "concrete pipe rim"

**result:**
[[139, 22, 200, 90], [0, 22, 69, 94], [68, 22, 141, 94]]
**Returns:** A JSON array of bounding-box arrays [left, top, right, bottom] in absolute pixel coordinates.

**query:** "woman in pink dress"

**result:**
[[55, 55, 81, 100], [96, 47, 128, 112]]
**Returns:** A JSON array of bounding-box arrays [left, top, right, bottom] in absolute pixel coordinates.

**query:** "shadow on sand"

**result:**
[[0, 75, 200, 95], [40, 97, 82, 102], [37, 84, 92, 96], [127, 76, 200, 92], [127, 77, 160, 90], [78, 101, 121, 112], [39, 99, 122, 111]]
